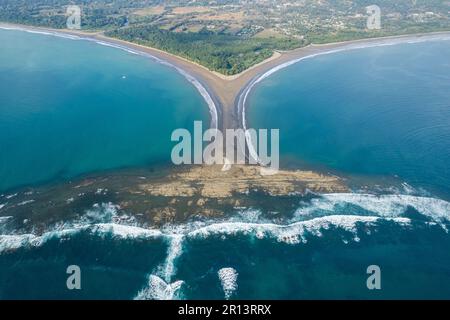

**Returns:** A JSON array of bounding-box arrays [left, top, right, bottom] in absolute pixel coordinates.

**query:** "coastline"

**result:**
[[2, 22, 450, 201], [2, 22, 450, 132], [237, 31, 450, 133], [0, 22, 220, 130], [2, 21, 450, 301]]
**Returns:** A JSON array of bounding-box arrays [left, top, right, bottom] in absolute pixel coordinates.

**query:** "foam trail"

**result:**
[[162, 235, 184, 283], [134, 275, 184, 300], [0, 25, 218, 130], [218, 267, 238, 299], [135, 235, 185, 300]]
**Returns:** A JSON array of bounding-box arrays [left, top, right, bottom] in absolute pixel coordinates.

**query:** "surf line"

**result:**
[[0, 24, 218, 130], [236, 33, 450, 163]]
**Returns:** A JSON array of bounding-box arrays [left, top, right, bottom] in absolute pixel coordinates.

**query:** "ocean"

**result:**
[[247, 40, 450, 200], [1, 28, 450, 299], [0, 28, 209, 192]]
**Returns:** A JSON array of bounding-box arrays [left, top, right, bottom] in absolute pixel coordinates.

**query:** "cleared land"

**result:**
[[1, 0, 449, 75]]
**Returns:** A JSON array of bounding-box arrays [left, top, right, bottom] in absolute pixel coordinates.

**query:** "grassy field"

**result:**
[[1, 0, 449, 75]]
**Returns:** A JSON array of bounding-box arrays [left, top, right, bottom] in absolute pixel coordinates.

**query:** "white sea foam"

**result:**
[[296, 193, 450, 224], [0, 25, 218, 130], [0, 228, 79, 253], [134, 275, 184, 300], [0, 222, 162, 254], [17, 200, 35, 206], [239, 33, 450, 159], [401, 182, 417, 195], [82, 202, 120, 223], [0, 204, 6, 210], [218, 267, 238, 299], [135, 235, 185, 300], [0, 215, 345, 253], [0, 234, 38, 252], [92, 223, 162, 239], [1, 192, 447, 253], [234, 208, 263, 223], [161, 235, 184, 283], [2, 193, 438, 253], [0, 216, 12, 223], [186, 215, 411, 244]]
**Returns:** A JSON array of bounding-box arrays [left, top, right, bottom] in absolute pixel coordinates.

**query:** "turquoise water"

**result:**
[[1, 30, 450, 300], [0, 29, 209, 192], [248, 41, 450, 199]]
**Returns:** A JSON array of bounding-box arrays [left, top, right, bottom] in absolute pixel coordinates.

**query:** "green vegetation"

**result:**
[[1, 0, 449, 75], [106, 26, 300, 75], [0, 0, 138, 29]]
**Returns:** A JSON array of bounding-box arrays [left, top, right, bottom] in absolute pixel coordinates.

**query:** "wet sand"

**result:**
[[2, 22, 449, 227], [2, 22, 450, 132]]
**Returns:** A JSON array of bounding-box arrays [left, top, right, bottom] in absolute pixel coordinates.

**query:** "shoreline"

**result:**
[[1, 161, 449, 234], [237, 31, 450, 133], [1, 22, 450, 203], [0, 22, 221, 130], [2, 22, 450, 132]]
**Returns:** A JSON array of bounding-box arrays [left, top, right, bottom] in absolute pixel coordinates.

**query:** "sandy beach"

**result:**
[[1, 22, 450, 133]]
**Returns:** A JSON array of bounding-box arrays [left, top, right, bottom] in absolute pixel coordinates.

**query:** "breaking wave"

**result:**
[[295, 193, 450, 229], [1, 193, 449, 253], [1, 191, 449, 299], [134, 275, 184, 300], [134, 235, 185, 300], [218, 267, 238, 300]]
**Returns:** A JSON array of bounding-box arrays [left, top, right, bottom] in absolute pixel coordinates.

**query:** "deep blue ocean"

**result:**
[[1, 29, 450, 299]]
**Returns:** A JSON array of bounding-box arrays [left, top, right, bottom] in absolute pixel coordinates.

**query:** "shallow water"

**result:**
[[1, 30, 450, 299], [248, 40, 450, 199], [0, 28, 209, 192]]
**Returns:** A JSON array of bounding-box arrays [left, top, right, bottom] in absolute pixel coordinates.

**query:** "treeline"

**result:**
[[106, 26, 301, 75], [0, 0, 133, 29], [308, 20, 450, 44]]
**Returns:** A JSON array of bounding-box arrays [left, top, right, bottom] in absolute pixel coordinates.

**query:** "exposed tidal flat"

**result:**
[[1, 25, 450, 299]]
